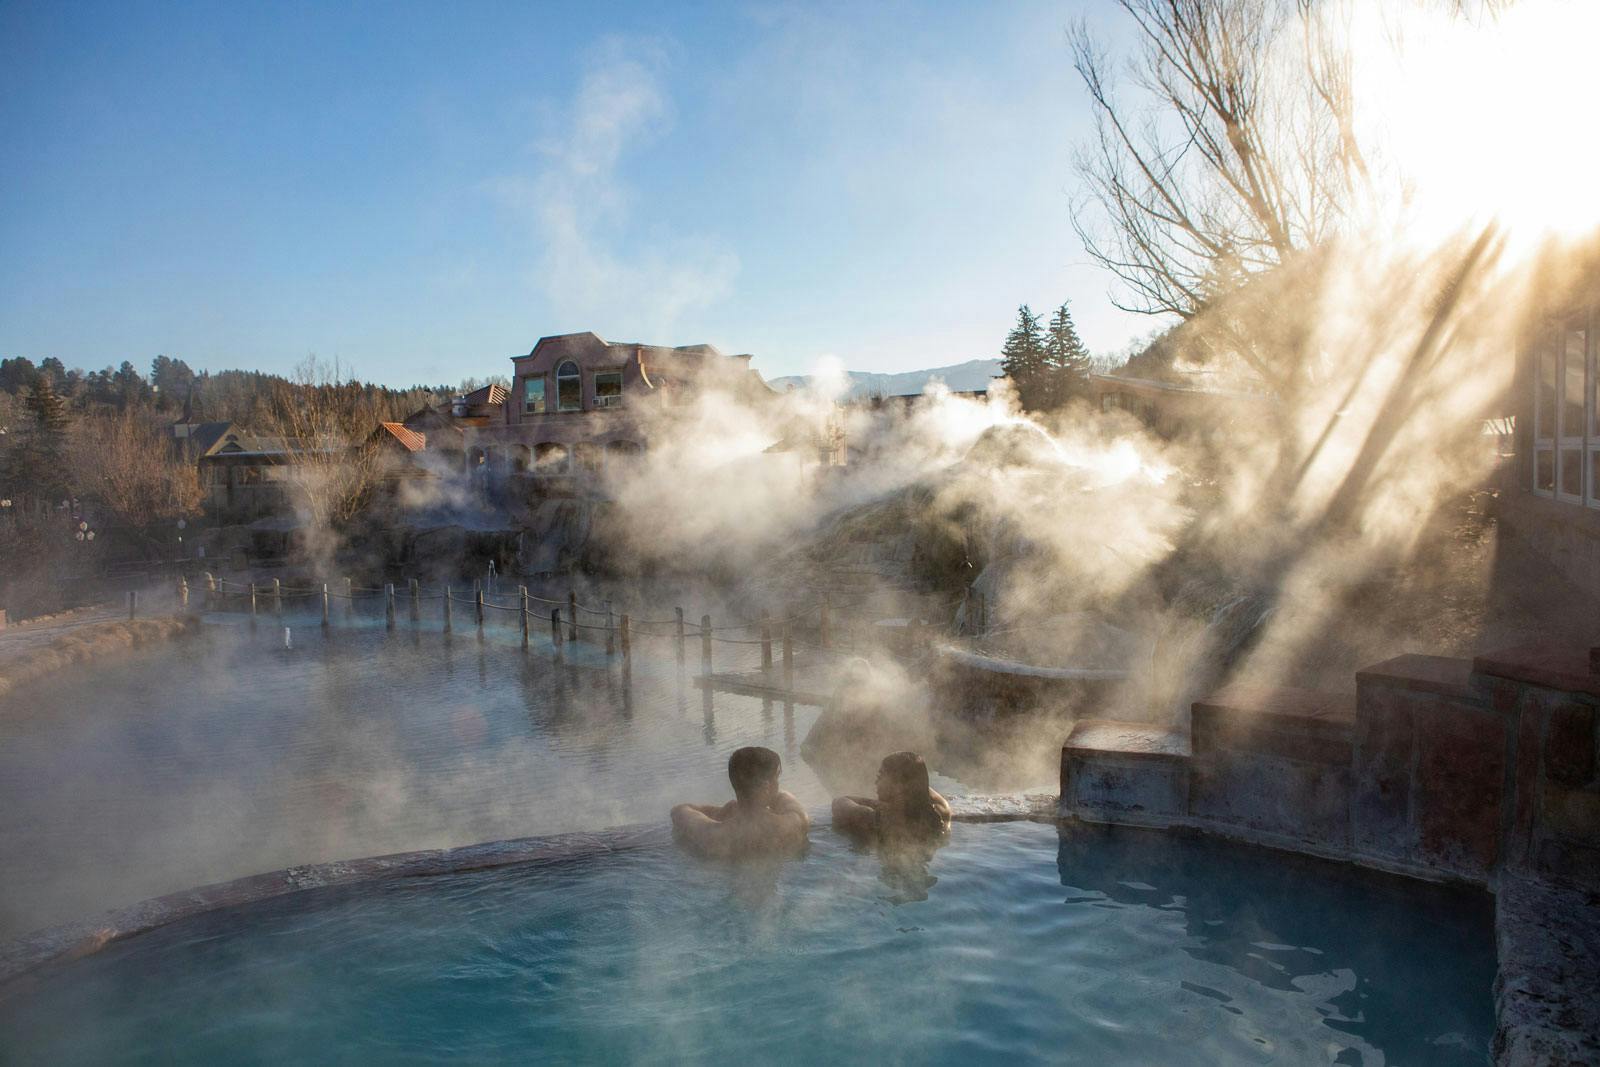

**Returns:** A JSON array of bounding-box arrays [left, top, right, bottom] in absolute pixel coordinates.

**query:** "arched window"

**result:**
[[556, 360, 582, 411], [533, 442, 569, 474]]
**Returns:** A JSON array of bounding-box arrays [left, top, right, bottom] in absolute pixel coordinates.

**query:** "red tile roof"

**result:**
[[377, 422, 427, 452]]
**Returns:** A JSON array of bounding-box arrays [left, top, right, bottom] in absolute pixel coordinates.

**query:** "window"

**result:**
[[523, 376, 545, 414], [556, 361, 581, 411], [594, 371, 623, 408], [533, 442, 569, 474], [1533, 311, 1600, 508]]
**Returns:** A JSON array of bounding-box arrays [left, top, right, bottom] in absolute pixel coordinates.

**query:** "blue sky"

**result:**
[[0, 0, 1152, 387]]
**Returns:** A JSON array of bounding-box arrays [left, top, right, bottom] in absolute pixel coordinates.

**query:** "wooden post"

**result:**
[[761, 617, 773, 673], [551, 608, 563, 656], [204, 571, 216, 611], [128, 589, 137, 620], [409, 579, 420, 623], [620, 614, 631, 671], [385, 583, 396, 630], [675, 607, 686, 665], [701, 614, 712, 676], [820, 595, 831, 648], [249, 583, 258, 629], [519, 587, 530, 649], [178, 576, 189, 613], [782, 624, 793, 690], [567, 591, 578, 642], [474, 584, 484, 636], [271, 577, 282, 617], [344, 577, 354, 619], [321, 583, 330, 628], [443, 584, 453, 632], [606, 604, 615, 656]]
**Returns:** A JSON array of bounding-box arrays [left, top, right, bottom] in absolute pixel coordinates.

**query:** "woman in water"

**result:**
[[831, 751, 951, 844]]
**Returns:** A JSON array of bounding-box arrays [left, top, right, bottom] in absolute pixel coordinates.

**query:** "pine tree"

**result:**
[[1042, 302, 1094, 410], [999, 305, 1047, 409], [15, 377, 71, 508]]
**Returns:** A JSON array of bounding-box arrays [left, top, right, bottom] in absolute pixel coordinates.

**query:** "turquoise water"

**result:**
[[0, 821, 1494, 1065]]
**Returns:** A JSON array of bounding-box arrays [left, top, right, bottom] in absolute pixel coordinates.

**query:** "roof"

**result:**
[[375, 422, 427, 452], [459, 383, 506, 407]]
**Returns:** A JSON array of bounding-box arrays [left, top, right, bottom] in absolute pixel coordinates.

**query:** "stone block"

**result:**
[[1508, 702, 1545, 869], [1539, 785, 1600, 843], [1352, 687, 1415, 859], [1189, 752, 1350, 847], [1413, 703, 1507, 875], [1545, 701, 1596, 788], [1060, 720, 1190, 826]]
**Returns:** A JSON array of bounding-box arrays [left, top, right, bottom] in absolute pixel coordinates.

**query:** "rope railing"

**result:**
[[189, 570, 974, 688]]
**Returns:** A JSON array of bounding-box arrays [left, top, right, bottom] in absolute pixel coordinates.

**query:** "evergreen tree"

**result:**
[[999, 305, 1047, 409], [14, 378, 71, 508], [1042, 302, 1094, 409]]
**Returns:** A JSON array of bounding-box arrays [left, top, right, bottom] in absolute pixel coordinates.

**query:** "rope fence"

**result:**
[[182, 569, 976, 693]]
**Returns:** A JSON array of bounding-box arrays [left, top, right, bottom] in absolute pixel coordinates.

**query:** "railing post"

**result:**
[[409, 578, 420, 623], [128, 589, 137, 620], [701, 614, 712, 677], [675, 607, 686, 665], [177, 576, 188, 614], [344, 577, 354, 619], [204, 571, 216, 611], [761, 616, 773, 674], [567, 591, 578, 642], [820, 595, 831, 648], [385, 583, 396, 630], [552, 608, 563, 657], [606, 604, 615, 656], [782, 624, 793, 689], [249, 583, 258, 629], [475, 583, 485, 637], [620, 614, 631, 671], [321, 583, 330, 628], [519, 586, 530, 649], [272, 577, 282, 617], [443, 584, 453, 633]]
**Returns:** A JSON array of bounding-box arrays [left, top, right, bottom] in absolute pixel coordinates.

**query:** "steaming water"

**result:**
[[0, 821, 1494, 1065], [0, 613, 936, 939]]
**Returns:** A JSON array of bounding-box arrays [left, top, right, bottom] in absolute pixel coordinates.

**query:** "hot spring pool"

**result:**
[[0, 820, 1494, 1065]]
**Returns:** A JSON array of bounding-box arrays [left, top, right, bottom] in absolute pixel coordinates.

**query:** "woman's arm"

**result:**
[[928, 789, 952, 830], [831, 795, 880, 837]]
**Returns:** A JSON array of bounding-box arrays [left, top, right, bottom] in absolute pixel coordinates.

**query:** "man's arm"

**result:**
[[670, 803, 731, 858], [831, 795, 880, 838]]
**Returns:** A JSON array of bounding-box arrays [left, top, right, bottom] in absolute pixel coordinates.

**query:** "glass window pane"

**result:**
[[1561, 324, 1585, 438], [556, 362, 581, 411], [1536, 449, 1555, 491], [1536, 335, 1556, 441], [1561, 448, 1582, 496], [523, 377, 545, 414], [594, 372, 622, 407]]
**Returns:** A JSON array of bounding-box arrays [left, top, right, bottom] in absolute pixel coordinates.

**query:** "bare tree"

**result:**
[[259, 357, 386, 556], [71, 410, 203, 531], [1070, 0, 1370, 395]]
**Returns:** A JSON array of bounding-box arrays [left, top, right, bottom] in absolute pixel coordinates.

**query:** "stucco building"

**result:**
[[465, 332, 772, 496]]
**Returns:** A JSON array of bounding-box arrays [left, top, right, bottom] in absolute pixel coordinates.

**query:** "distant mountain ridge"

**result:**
[[767, 358, 1001, 400]]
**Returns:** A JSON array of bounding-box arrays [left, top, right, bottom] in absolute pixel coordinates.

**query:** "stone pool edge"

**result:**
[[0, 795, 1058, 996]]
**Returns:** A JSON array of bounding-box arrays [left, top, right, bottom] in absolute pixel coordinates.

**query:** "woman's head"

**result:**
[[876, 751, 931, 809]]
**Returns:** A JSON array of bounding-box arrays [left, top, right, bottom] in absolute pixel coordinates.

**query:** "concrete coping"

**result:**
[[1065, 718, 1191, 761], [1474, 642, 1600, 701], [1355, 653, 1476, 700], [0, 798, 1053, 994], [1191, 684, 1355, 736]]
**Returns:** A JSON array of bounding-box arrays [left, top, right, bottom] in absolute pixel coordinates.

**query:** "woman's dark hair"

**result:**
[[880, 751, 942, 831], [729, 746, 781, 801]]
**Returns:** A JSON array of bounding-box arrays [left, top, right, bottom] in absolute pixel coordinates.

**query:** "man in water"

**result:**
[[831, 751, 952, 843], [671, 746, 810, 859]]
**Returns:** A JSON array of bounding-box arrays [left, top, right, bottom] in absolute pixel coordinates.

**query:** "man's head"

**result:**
[[728, 746, 782, 805], [876, 751, 931, 809]]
